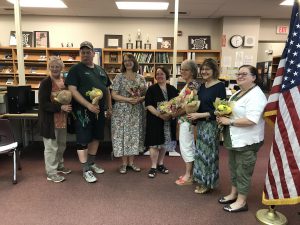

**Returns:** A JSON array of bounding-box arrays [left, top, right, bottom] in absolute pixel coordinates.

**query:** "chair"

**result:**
[[0, 119, 19, 184]]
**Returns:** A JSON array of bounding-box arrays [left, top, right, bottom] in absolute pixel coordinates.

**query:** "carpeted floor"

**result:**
[[0, 127, 299, 225]]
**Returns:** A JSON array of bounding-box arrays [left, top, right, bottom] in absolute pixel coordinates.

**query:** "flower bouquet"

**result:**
[[213, 98, 232, 117], [182, 88, 200, 114], [54, 90, 72, 105], [157, 99, 176, 114], [86, 87, 103, 119], [126, 80, 146, 98], [213, 98, 233, 132]]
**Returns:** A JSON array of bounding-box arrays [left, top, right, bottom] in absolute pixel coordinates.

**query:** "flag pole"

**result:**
[[256, 205, 287, 225]]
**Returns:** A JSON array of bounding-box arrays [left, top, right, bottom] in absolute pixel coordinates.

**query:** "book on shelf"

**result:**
[[187, 52, 196, 60], [156, 52, 170, 63], [109, 52, 118, 63]]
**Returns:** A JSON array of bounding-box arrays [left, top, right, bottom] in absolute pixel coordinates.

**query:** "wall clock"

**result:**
[[230, 35, 243, 48]]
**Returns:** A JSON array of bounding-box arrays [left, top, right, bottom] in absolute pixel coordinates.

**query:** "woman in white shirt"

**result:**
[[217, 65, 267, 213]]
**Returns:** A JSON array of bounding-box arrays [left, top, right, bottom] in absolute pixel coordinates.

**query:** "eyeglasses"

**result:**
[[235, 72, 253, 77]]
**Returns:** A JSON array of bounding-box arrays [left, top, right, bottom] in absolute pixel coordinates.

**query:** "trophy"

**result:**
[[126, 34, 133, 49], [144, 34, 151, 50], [136, 29, 142, 49]]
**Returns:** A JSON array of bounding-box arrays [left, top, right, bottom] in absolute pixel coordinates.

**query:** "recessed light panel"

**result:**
[[115, 1, 169, 10], [6, 0, 67, 8]]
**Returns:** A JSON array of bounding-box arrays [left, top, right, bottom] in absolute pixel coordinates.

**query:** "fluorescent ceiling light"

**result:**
[[115, 1, 169, 10], [280, 0, 294, 6], [6, 0, 67, 8]]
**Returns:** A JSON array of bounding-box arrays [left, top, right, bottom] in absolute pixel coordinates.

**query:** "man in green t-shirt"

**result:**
[[65, 41, 112, 183]]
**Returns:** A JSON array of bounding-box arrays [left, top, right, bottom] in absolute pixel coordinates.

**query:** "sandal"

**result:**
[[175, 177, 193, 185], [127, 164, 141, 172], [157, 164, 169, 174], [148, 168, 157, 178], [194, 186, 211, 194], [119, 165, 127, 174]]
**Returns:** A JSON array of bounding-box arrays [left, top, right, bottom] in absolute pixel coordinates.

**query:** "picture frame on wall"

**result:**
[[104, 35, 123, 48], [188, 36, 211, 50], [157, 37, 174, 49], [34, 31, 49, 47], [9, 31, 33, 47]]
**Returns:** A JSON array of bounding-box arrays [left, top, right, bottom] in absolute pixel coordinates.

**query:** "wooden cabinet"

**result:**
[[270, 55, 281, 90], [0, 47, 80, 89], [102, 48, 221, 85]]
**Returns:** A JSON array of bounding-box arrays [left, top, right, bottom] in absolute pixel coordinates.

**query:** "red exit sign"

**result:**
[[276, 26, 289, 34]]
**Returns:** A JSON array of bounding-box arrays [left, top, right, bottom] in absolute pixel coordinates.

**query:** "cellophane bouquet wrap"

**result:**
[[157, 87, 200, 115], [181, 88, 200, 114], [157, 97, 181, 114], [54, 90, 72, 105], [213, 97, 233, 117], [86, 87, 103, 119]]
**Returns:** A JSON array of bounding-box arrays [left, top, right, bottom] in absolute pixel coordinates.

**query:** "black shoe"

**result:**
[[223, 204, 248, 213], [218, 197, 237, 204], [148, 168, 157, 178], [157, 164, 169, 174]]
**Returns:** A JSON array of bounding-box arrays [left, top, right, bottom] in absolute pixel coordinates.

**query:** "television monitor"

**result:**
[[7, 85, 33, 113]]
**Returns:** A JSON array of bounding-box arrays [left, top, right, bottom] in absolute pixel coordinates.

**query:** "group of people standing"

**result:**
[[38, 41, 267, 213]]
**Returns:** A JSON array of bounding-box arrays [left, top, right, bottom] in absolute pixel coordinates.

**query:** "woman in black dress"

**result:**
[[144, 66, 179, 178]]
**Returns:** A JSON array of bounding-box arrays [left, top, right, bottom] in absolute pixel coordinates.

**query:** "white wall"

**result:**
[[221, 17, 260, 75], [257, 42, 285, 62], [0, 15, 222, 50], [259, 19, 289, 41]]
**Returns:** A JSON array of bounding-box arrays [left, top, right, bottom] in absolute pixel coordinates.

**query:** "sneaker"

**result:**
[[83, 171, 97, 183], [57, 167, 72, 174], [119, 165, 127, 174], [90, 164, 105, 174], [127, 164, 141, 172], [47, 174, 65, 183]]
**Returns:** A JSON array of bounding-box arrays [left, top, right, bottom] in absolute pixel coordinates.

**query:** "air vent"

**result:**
[[169, 11, 187, 15]]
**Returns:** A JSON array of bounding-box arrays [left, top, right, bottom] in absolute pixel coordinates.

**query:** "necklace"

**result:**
[[205, 80, 219, 88]]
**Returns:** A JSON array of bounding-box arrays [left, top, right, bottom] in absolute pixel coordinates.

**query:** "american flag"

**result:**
[[263, 1, 300, 205]]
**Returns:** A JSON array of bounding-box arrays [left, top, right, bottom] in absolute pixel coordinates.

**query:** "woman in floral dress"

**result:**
[[111, 53, 146, 174]]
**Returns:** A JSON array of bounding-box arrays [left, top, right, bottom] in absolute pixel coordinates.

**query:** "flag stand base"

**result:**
[[256, 206, 288, 225]]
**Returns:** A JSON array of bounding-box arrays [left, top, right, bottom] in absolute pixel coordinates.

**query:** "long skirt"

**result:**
[[193, 120, 220, 189]]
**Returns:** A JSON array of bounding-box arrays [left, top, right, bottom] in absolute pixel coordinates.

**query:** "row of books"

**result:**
[[125, 52, 153, 63], [138, 65, 154, 75], [155, 53, 170, 63]]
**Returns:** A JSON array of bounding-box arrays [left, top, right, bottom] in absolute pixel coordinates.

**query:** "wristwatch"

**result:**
[[229, 119, 235, 126]]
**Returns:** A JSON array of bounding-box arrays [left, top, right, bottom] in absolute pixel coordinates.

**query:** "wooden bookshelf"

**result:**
[[102, 48, 221, 85], [0, 47, 80, 89]]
